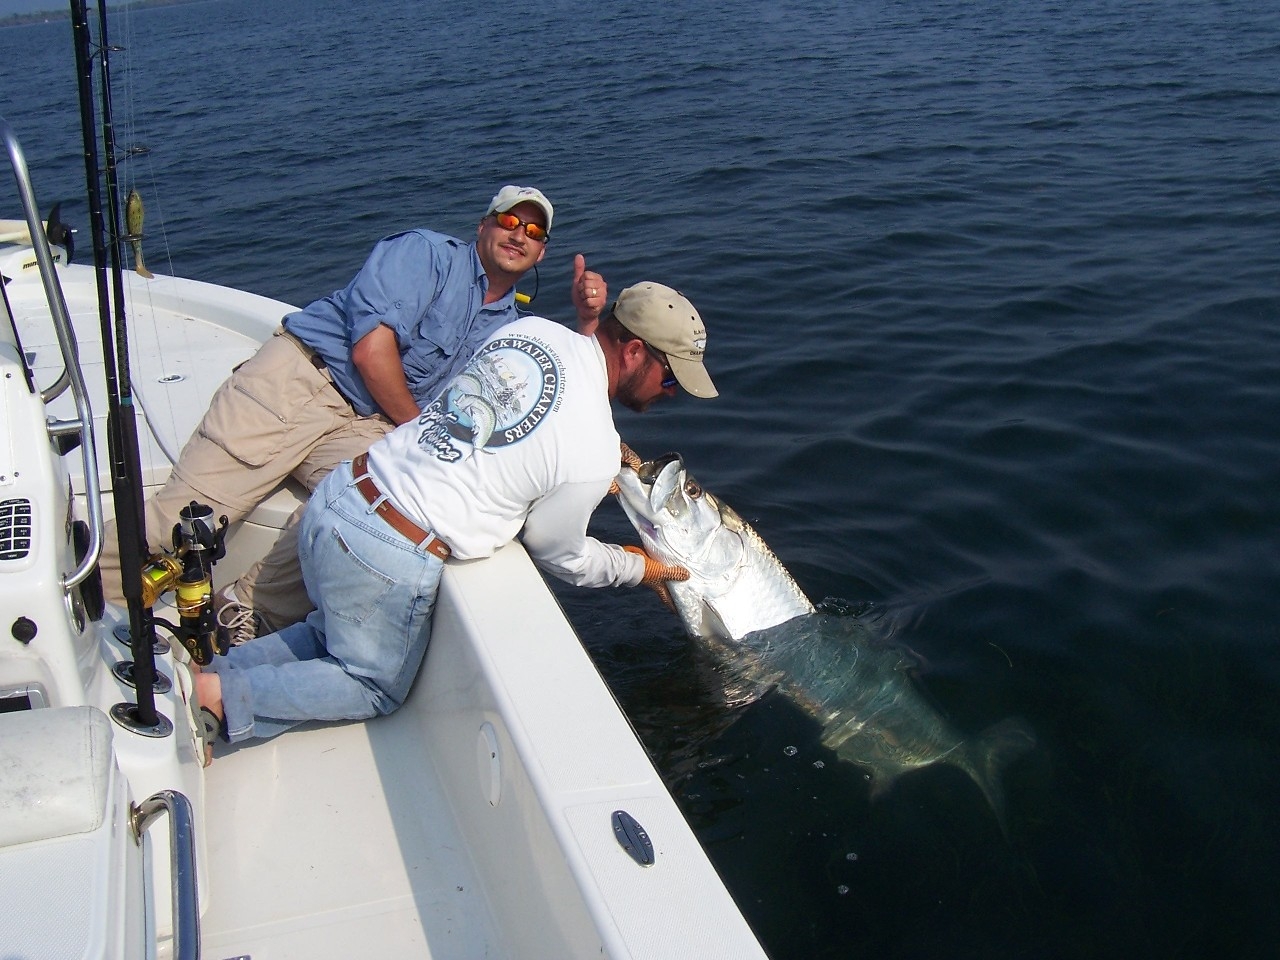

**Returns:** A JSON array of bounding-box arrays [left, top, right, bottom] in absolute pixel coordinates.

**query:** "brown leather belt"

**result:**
[[351, 453, 451, 560]]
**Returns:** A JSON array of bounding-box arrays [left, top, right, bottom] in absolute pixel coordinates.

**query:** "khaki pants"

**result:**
[[100, 329, 394, 628]]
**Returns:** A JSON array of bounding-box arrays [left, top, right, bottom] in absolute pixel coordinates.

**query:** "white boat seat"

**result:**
[[0, 705, 113, 847], [0, 705, 147, 960]]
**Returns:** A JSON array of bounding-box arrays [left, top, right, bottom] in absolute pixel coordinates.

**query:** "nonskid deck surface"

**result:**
[[6, 261, 280, 487], [201, 706, 500, 959]]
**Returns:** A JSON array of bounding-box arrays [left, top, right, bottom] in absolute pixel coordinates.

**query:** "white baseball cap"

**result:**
[[486, 185, 554, 232]]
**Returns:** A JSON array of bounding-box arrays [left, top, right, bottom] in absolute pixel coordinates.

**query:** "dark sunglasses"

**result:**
[[492, 210, 549, 243], [644, 343, 679, 390]]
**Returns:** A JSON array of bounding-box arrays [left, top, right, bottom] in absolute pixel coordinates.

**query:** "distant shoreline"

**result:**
[[0, 0, 204, 28], [0, 9, 65, 26]]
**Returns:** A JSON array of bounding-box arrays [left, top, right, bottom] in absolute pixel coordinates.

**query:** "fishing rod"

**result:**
[[70, 0, 162, 731], [71, 2, 231, 735]]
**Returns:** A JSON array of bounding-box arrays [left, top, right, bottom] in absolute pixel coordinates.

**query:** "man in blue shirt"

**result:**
[[100, 185, 610, 634]]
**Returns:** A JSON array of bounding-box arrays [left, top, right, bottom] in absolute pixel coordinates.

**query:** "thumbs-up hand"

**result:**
[[571, 253, 608, 335]]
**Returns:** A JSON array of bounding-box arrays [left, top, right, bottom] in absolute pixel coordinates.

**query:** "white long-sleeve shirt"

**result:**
[[367, 315, 644, 589]]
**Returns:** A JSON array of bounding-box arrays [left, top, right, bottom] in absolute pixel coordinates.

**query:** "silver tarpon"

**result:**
[[614, 453, 1034, 821]]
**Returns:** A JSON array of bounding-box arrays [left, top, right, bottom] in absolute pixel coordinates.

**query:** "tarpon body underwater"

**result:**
[[614, 453, 1034, 822]]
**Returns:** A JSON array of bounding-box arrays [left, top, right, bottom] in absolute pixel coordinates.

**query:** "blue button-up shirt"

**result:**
[[282, 229, 521, 417]]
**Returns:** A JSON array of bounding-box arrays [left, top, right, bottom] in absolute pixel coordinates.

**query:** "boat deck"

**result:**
[[2, 247, 283, 489], [202, 708, 498, 958]]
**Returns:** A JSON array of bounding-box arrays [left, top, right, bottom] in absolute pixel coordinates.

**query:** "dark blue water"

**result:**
[[4, 1, 1279, 956]]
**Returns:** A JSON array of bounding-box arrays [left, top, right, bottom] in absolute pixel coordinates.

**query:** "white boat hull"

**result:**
[[0, 236, 767, 958]]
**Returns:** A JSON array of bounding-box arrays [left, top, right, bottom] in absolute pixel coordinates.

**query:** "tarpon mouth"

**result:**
[[614, 452, 682, 522], [630, 453, 708, 520], [636, 452, 683, 486]]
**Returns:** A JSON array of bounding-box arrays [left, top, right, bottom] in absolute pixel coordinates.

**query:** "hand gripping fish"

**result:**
[[614, 453, 1034, 825], [124, 189, 154, 279]]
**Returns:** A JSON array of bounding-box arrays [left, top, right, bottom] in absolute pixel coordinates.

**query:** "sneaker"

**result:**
[[214, 584, 262, 646]]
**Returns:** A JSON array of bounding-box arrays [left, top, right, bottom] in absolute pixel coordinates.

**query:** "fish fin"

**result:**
[[864, 766, 899, 801], [129, 239, 154, 279], [697, 599, 733, 642], [962, 716, 1036, 835], [828, 738, 904, 801]]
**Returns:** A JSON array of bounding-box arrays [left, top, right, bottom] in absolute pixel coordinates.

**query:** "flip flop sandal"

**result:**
[[196, 706, 224, 768]]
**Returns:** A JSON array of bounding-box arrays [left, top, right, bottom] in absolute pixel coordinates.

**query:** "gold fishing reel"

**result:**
[[137, 502, 229, 665], [139, 553, 183, 609]]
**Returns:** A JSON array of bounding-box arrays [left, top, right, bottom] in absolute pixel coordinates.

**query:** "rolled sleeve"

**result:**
[[346, 232, 445, 348]]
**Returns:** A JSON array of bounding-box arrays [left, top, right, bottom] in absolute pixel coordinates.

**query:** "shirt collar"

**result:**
[[470, 243, 518, 309]]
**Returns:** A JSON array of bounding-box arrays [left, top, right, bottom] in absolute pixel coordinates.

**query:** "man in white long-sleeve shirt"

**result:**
[[194, 281, 717, 753]]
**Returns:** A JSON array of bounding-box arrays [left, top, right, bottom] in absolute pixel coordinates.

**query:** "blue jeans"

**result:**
[[212, 460, 444, 743]]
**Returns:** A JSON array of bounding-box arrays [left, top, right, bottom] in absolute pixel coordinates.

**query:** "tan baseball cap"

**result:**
[[613, 281, 718, 398], [486, 185, 554, 231]]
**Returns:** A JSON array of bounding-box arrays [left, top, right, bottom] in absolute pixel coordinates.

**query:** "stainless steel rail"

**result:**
[[0, 116, 104, 589], [132, 789, 201, 960]]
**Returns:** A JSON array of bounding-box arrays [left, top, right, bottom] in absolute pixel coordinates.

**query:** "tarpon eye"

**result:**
[[684, 480, 703, 499]]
